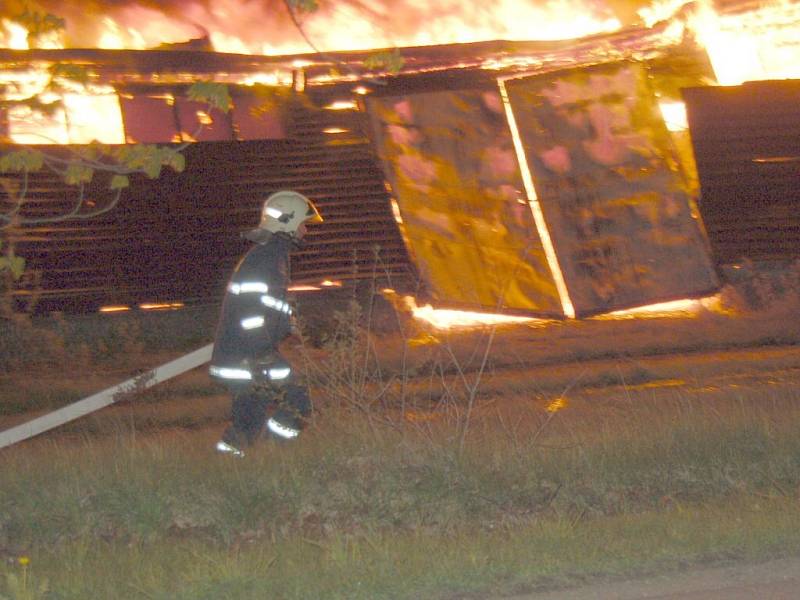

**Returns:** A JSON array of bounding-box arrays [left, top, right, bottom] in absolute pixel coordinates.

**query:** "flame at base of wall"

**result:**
[[396, 293, 725, 330]]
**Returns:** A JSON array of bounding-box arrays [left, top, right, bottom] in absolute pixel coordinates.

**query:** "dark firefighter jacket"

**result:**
[[209, 234, 293, 383]]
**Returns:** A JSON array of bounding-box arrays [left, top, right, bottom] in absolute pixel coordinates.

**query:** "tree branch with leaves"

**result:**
[[0, 7, 232, 316], [0, 0, 403, 316]]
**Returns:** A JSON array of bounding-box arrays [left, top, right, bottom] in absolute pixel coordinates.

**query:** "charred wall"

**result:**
[[4, 90, 414, 313], [683, 80, 800, 264]]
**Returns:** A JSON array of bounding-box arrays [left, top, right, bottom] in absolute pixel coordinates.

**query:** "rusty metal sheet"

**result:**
[[175, 99, 233, 142], [118, 94, 179, 143], [231, 93, 286, 140], [366, 90, 562, 317], [502, 62, 719, 317], [7, 87, 413, 313]]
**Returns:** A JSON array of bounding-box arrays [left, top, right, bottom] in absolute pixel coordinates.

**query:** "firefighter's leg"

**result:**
[[219, 384, 269, 453], [267, 383, 310, 441]]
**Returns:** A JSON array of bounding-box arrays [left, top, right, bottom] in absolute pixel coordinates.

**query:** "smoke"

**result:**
[[1, 0, 653, 54]]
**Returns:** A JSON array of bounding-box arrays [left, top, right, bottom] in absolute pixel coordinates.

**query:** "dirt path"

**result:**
[[501, 556, 800, 599]]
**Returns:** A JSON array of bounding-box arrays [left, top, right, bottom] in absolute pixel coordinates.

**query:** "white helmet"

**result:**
[[256, 190, 323, 236]]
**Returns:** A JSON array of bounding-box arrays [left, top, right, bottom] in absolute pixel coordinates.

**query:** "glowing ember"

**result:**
[[389, 199, 404, 224], [324, 100, 358, 111], [288, 279, 343, 292], [99, 305, 131, 313], [405, 294, 726, 329], [407, 295, 729, 329], [288, 284, 321, 291], [195, 110, 213, 126], [238, 72, 293, 87], [139, 302, 185, 310]]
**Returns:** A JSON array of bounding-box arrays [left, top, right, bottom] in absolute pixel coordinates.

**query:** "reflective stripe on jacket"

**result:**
[[209, 234, 293, 380]]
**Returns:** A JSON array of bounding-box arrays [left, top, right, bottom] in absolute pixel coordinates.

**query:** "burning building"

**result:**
[[1, 0, 799, 323]]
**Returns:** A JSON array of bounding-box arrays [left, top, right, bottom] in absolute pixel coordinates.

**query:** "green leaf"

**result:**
[[75, 144, 102, 162], [187, 81, 232, 113], [166, 151, 186, 173], [286, 0, 319, 12], [110, 145, 145, 170], [0, 150, 45, 173], [64, 162, 94, 186], [143, 161, 162, 179], [0, 251, 26, 281], [110, 174, 130, 190], [108, 145, 186, 177], [49, 63, 92, 86], [363, 49, 405, 74]]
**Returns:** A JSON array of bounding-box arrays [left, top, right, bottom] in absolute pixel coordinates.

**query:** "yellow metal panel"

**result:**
[[502, 62, 719, 316], [367, 89, 562, 316]]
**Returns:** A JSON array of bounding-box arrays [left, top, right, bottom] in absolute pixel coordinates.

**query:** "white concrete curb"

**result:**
[[0, 343, 214, 450]]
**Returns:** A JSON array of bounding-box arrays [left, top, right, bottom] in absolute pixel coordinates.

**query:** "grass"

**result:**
[[3, 495, 799, 600], [2, 384, 800, 599]]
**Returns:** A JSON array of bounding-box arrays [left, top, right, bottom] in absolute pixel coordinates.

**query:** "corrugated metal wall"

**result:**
[[683, 80, 800, 264], [7, 75, 799, 314], [4, 89, 414, 312]]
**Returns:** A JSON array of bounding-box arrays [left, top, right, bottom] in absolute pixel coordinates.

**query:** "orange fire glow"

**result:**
[[391, 293, 548, 329], [688, 0, 800, 85], [0, 65, 125, 144], [98, 304, 131, 313], [410, 301, 545, 329], [288, 279, 343, 292], [0, 18, 28, 49], [658, 100, 688, 132], [594, 295, 724, 319], [1, 1, 798, 145], [139, 302, 185, 310], [1, 0, 622, 56], [406, 294, 725, 329]]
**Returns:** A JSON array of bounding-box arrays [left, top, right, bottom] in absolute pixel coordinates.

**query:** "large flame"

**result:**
[[689, 0, 800, 85], [1, 1, 799, 80], [0, 0, 625, 55], [0, 66, 125, 144], [400, 293, 724, 329], [2, 0, 799, 145]]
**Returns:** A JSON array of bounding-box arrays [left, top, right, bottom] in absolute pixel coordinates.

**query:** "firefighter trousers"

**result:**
[[223, 381, 310, 447]]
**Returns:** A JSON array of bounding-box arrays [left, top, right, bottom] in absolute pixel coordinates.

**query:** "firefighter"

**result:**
[[209, 190, 323, 456]]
